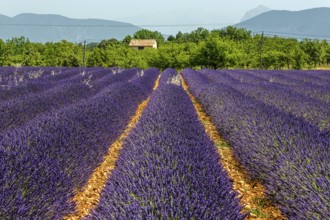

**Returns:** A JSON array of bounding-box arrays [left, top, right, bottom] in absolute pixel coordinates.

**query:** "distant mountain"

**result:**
[[240, 5, 270, 22], [117, 10, 228, 35], [235, 7, 330, 39], [0, 13, 141, 43]]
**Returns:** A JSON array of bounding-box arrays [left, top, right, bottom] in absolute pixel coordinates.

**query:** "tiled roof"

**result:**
[[129, 39, 157, 47]]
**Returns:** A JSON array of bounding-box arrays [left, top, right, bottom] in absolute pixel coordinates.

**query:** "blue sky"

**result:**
[[1, 0, 330, 34]]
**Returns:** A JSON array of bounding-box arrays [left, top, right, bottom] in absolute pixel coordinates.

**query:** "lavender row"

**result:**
[[239, 69, 330, 86], [0, 66, 101, 84], [285, 83, 330, 104], [230, 83, 330, 134], [158, 67, 179, 85], [128, 68, 160, 92], [276, 70, 330, 86], [205, 69, 330, 104], [0, 67, 69, 90], [310, 70, 330, 81], [0, 68, 137, 132], [243, 69, 312, 86], [0, 67, 117, 103], [209, 69, 330, 88], [0, 67, 60, 82], [244, 70, 330, 103], [0, 68, 160, 219], [88, 71, 245, 220], [200, 70, 330, 134], [210, 69, 267, 84], [0, 67, 78, 103], [182, 69, 330, 219]]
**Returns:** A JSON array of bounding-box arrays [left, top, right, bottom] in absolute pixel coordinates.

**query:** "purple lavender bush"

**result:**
[[0, 68, 159, 219], [200, 69, 330, 134], [88, 70, 246, 220], [0, 68, 137, 132], [182, 68, 330, 220]]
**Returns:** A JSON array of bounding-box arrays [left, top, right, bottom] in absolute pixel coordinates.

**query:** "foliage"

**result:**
[[133, 29, 165, 45], [211, 26, 252, 42], [1, 26, 330, 69], [192, 38, 229, 69], [149, 43, 197, 70]]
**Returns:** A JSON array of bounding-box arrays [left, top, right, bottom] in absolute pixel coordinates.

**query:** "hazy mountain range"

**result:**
[[0, 13, 140, 43], [235, 7, 330, 39], [240, 5, 271, 22], [1, 7, 330, 42]]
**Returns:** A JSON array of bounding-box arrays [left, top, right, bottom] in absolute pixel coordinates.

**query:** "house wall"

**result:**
[[130, 45, 157, 50]]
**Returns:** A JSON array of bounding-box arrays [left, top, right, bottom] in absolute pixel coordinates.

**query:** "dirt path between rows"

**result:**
[[181, 75, 286, 220], [63, 75, 161, 220]]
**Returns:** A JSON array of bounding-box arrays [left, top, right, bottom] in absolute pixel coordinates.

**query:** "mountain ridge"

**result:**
[[235, 7, 330, 39], [0, 13, 141, 43], [240, 5, 270, 22]]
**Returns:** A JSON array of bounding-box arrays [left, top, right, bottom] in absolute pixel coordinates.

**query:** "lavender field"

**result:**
[[0, 67, 329, 219]]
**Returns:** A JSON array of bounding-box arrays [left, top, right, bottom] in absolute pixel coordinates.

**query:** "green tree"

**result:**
[[192, 38, 229, 69], [187, 27, 210, 43], [122, 35, 132, 44], [0, 39, 5, 65], [262, 50, 287, 69], [167, 35, 175, 42], [212, 26, 252, 42], [98, 38, 122, 49], [133, 29, 165, 45], [292, 47, 305, 70], [150, 42, 197, 69], [175, 31, 184, 42], [42, 40, 81, 67], [24, 42, 44, 66], [2, 36, 31, 66], [300, 39, 322, 68], [325, 43, 330, 65]]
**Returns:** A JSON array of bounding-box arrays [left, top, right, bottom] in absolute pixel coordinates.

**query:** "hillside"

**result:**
[[0, 13, 141, 43], [235, 7, 330, 39], [240, 5, 270, 22]]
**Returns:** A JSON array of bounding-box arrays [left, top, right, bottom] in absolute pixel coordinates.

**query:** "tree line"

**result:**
[[0, 27, 330, 69]]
